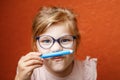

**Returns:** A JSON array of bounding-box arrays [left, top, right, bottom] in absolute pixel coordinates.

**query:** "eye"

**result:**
[[61, 39, 71, 42], [40, 39, 51, 44]]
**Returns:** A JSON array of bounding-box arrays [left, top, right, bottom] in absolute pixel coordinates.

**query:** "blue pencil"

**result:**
[[40, 50, 73, 59]]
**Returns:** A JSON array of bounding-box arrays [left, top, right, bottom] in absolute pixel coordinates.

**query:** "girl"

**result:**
[[15, 6, 97, 80]]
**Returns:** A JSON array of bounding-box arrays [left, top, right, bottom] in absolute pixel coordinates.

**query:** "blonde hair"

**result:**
[[32, 6, 80, 51]]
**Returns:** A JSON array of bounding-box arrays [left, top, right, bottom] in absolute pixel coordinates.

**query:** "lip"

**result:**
[[51, 56, 64, 61]]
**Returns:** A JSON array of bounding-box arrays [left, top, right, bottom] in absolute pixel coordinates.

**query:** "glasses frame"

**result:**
[[36, 35, 76, 49]]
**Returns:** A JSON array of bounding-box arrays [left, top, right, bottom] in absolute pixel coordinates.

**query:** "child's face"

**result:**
[[36, 22, 76, 73]]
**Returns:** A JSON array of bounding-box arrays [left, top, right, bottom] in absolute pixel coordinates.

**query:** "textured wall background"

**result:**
[[0, 0, 120, 80]]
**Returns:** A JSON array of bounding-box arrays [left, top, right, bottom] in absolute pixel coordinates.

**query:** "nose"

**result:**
[[50, 41, 63, 52]]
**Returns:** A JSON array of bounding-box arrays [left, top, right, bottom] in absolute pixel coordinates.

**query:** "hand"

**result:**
[[15, 52, 43, 80]]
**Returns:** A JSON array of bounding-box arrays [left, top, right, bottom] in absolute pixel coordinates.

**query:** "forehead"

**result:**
[[40, 22, 73, 38]]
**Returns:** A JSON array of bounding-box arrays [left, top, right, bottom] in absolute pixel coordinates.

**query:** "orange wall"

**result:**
[[0, 0, 120, 80]]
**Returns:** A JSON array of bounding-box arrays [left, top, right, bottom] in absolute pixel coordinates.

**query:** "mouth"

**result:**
[[51, 56, 64, 61]]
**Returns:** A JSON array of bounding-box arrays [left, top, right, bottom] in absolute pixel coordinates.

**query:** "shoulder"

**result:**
[[82, 56, 97, 68], [75, 56, 97, 68], [82, 56, 97, 80], [72, 56, 97, 80]]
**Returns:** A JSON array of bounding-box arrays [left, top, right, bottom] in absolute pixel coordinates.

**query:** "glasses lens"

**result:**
[[39, 36, 53, 49], [60, 36, 74, 48]]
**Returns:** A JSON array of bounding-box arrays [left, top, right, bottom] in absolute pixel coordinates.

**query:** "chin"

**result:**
[[51, 60, 67, 72], [52, 67, 66, 73]]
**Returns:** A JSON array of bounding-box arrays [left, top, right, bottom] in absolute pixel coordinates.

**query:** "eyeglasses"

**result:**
[[36, 35, 76, 49]]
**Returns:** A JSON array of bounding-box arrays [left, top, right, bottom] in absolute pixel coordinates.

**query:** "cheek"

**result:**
[[36, 41, 50, 54], [67, 54, 74, 61], [61, 54, 74, 66], [63, 54, 74, 68], [43, 59, 54, 68], [69, 43, 77, 52], [72, 40, 77, 51]]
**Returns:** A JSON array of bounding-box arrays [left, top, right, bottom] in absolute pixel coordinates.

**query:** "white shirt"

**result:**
[[31, 56, 97, 80]]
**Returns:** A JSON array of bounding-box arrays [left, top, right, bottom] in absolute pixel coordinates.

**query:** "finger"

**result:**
[[21, 52, 43, 62], [24, 64, 42, 75], [18, 56, 42, 68], [25, 59, 43, 66], [26, 52, 41, 56], [24, 55, 41, 62], [17, 52, 43, 70]]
